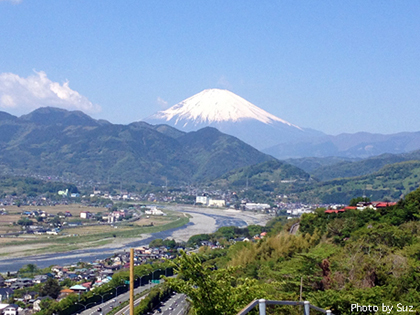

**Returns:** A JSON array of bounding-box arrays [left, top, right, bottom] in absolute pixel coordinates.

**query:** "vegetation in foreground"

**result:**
[[165, 188, 420, 315]]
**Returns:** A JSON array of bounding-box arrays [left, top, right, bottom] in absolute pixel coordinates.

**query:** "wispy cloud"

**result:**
[[0, 0, 23, 4], [156, 96, 169, 109], [216, 75, 233, 90], [0, 71, 101, 114]]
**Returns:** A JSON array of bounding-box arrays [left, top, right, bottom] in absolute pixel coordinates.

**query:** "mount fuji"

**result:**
[[144, 89, 323, 150]]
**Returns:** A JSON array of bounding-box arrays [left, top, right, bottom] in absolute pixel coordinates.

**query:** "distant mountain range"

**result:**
[[286, 149, 420, 181], [144, 89, 324, 150], [219, 156, 420, 204], [299, 160, 420, 204], [0, 107, 274, 185], [1, 103, 420, 204], [145, 89, 420, 160], [264, 131, 420, 159]]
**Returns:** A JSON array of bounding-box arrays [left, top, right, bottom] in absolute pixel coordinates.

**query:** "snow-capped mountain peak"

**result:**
[[150, 89, 302, 129]]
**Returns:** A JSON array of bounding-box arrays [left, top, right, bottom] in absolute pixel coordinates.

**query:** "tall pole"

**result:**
[[130, 248, 134, 315]]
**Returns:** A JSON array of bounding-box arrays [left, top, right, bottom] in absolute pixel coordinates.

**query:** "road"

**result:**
[[289, 223, 299, 235], [76, 281, 160, 315], [152, 294, 188, 315]]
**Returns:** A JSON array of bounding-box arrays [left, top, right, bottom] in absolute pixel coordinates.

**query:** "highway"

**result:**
[[74, 279, 188, 315], [75, 281, 160, 315], [152, 293, 188, 315]]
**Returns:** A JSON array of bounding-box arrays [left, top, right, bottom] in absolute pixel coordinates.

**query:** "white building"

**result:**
[[245, 203, 270, 211], [80, 211, 92, 219], [145, 207, 165, 215], [0, 304, 19, 315], [196, 195, 209, 205], [208, 199, 226, 207]]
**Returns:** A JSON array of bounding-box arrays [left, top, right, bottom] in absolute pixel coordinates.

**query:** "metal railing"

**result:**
[[237, 299, 333, 315]]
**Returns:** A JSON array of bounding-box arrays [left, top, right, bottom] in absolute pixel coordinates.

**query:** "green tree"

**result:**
[[187, 234, 210, 247], [60, 278, 73, 288], [19, 263, 38, 275], [40, 277, 61, 299], [149, 238, 164, 248], [17, 218, 33, 226], [165, 250, 266, 315]]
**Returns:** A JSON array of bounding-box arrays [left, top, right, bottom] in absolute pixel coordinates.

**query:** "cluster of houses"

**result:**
[[21, 210, 53, 219], [195, 195, 275, 212], [324, 201, 397, 214], [198, 231, 269, 249], [0, 244, 178, 314], [80, 209, 136, 223], [89, 190, 137, 202]]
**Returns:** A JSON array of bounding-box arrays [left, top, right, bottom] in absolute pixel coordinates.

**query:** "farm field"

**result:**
[[0, 204, 107, 234], [1, 204, 107, 216], [0, 206, 189, 258]]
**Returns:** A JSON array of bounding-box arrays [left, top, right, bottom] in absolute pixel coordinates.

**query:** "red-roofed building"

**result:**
[[325, 209, 346, 214], [344, 206, 357, 210], [373, 202, 397, 208], [81, 282, 92, 289]]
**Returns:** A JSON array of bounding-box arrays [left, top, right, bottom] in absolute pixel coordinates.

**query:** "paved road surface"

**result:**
[[289, 223, 300, 235], [153, 294, 188, 315], [75, 281, 160, 315]]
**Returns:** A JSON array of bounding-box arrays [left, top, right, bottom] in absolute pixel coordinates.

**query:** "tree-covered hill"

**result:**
[[213, 159, 310, 190], [166, 187, 420, 315], [309, 150, 420, 181], [0, 107, 275, 185], [285, 156, 359, 173], [208, 159, 420, 204], [0, 175, 78, 199], [299, 160, 420, 203]]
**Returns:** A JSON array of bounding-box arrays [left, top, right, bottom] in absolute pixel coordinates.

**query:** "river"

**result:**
[[0, 210, 248, 273]]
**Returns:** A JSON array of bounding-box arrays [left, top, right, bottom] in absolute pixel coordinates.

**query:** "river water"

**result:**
[[0, 211, 247, 273]]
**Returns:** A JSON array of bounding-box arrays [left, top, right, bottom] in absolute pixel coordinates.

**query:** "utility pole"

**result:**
[[130, 248, 134, 315]]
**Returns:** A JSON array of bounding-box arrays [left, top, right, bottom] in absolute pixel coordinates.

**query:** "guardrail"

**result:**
[[237, 299, 333, 315]]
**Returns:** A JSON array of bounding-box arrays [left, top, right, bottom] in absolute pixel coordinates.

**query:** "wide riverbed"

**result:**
[[0, 207, 269, 272]]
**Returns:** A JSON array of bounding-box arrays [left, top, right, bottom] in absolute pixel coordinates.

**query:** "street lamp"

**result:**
[[115, 282, 127, 297], [138, 275, 147, 287], [75, 301, 97, 313], [150, 269, 161, 289], [96, 292, 111, 304]]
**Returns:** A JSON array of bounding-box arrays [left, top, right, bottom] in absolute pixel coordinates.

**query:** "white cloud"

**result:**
[[0, 71, 101, 114], [156, 96, 169, 109]]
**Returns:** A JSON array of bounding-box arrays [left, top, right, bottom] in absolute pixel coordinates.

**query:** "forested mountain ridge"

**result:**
[[298, 160, 420, 203], [309, 150, 420, 181], [0, 107, 275, 185]]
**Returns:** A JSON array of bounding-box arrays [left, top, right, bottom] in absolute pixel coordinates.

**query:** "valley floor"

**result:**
[[0, 206, 271, 262]]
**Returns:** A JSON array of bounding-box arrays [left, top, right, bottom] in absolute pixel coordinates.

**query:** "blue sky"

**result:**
[[0, 0, 419, 135]]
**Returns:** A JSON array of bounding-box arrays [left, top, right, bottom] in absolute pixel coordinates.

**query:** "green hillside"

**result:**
[[310, 150, 420, 181], [300, 160, 420, 203], [285, 156, 359, 173], [159, 187, 420, 315], [210, 160, 420, 204], [214, 159, 310, 190], [0, 108, 274, 185]]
